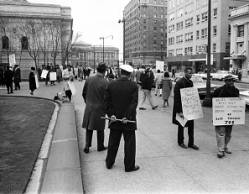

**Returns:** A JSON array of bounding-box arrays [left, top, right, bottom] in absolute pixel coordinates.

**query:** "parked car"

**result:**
[[211, 70, 238, 81], [239, 90, 249, 105], [172, 75, 219, 99]]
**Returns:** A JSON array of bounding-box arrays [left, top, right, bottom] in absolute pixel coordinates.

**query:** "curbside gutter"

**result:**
[[24, 100, 60, 194]]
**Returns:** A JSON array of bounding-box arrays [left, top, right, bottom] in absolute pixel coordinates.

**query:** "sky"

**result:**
[[29, 0, 131, 58]]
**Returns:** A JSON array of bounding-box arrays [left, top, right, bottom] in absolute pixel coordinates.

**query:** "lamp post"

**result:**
[[118, 19, 125, 64], [99, 35, 113, 63], [202, 0, 212, 107]]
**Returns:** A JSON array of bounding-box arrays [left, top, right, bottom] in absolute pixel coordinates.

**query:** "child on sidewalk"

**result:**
[[63, 76, 74, 102]]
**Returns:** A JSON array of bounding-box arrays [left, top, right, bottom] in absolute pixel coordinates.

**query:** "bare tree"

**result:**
[[39, 20, 51, 67]]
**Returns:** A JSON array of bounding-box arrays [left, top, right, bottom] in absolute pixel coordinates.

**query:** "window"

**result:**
[[184, 47, 193, 55], [168, 49, 174, 56], [228, 24, 231, 36], [168, 25, 175, 33], [168, 37, 175, 45], [196, 30, 200, 39], [225, 42, 230, 54], [185, 17, 193, 28], [213, 43, 216, 53], [201, 28, 208, 39], [176, 48, 183, 56], [176, 35, 184, 44], [176, 21, 183, 31], [237, 25, 244, 37], [213, 8, 217, 18], [2, 36, 9, 50], [213, 26, 217, 36], [196, 15, 200, 24], [185, 32, 193, 42], [202, 12, 208, 22], [21, 36, 28, 50]]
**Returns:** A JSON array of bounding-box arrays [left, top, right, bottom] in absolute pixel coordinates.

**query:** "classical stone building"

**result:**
[[71, 41, 119, 70], [0, 0, 73, 82]]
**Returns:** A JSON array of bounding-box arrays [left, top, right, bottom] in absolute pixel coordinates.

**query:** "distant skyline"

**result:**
[[29, 0, 131, 59]]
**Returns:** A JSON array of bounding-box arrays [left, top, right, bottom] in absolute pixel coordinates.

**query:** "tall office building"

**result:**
[[167, 0, 248, 72], [123, 0, 167, 66], [229, 4, 249, 78]]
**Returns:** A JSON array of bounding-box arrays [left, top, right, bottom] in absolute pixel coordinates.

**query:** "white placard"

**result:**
[[9, 54, 16, 67], [35, 74, 39, 88], [49, 72, 57, 81], [180, 87, 203, 120], [68, 81, 76, 95], [212, 97, 245, 126], [41, 70, 49, 79], [156, 60, 164, 72]]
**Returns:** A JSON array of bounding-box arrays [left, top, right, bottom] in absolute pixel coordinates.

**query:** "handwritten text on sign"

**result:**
[[212, 97, 245, 126], [180, 87, 203, 120]]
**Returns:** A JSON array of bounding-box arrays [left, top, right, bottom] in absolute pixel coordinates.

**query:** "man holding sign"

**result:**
[[172, 67, 199, 150], [213, 75, 240, 158]]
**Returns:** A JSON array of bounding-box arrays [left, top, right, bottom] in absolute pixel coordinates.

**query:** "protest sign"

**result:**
[[156, 60, 164, 72], [41, 70, 49, 79], [9, 54, 16, 67], [49, 72, 57, 81], [35, 74, 39, 88], [212, 97, 245, 126], [180, 87, 203, 120]]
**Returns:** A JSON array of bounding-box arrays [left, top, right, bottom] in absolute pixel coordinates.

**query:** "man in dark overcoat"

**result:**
[[4, 66, 13, 94], [172, 67, 199, 150], [105, 64, 139, 172], [29, 67, 36, 95], [82, 63, 108, 153], [13, 65, 21, 90]]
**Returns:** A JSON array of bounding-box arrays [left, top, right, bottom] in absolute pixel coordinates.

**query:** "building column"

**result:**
[[230, 25, 237, 69], [245, 22, 249, 77]]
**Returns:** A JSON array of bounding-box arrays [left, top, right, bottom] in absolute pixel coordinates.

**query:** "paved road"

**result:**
[[73, 80, 249, 194]]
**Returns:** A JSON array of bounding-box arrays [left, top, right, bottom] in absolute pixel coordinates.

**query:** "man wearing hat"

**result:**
[[82, 62, 108, 153], [105, 64, 139, 172], [213, 74, 239, 158]]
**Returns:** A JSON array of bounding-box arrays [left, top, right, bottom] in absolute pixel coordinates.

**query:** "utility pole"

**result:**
[[99, 35, 113, 63], [118, 19, 125, 64], [202, 0, 212, 107]]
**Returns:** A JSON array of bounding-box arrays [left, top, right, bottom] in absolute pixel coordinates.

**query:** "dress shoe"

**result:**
[[179, 143, 188, 149], [139, 107, 146, 110], [224, 148, 232, 154], [106, 162, 113, 170], [125, 165, 140, 172], [217, 151, 225, 158], [97, 146, 107, 152], [83, 147, 89, 153], [188, 144, 199, 150], [152, 105, 158, 110]]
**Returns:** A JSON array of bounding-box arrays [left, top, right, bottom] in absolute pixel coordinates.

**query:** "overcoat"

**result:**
[[105, 77, 138, 130], [161, 77, 172, 100], [14, 67, 21, 83], [82, 73, 108, 131], [172, 76, 194, 126], [4, 69, 13, 84], [29, 71, 36, 91]]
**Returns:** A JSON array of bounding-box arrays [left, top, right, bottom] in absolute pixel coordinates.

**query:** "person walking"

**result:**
[[172, 67, 199, 150], [13, 65, 21, 90], [82, 63, 108, 153], [105, 64, 139, 172], [161, 71, 172, 107], [154, 69, 163, 96], [4, 66, 14, 94], [139, 67, 158, 110], [212, 75, 239, 158], [171, 69, 176, 78], [29, 67, 36, 95]]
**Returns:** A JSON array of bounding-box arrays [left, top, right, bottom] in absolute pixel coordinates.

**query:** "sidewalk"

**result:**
[[73, 81, 249, 194], [0, 81, 83, 194]]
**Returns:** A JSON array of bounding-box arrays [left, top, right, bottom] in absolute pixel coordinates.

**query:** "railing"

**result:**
[[231, 4, 249, 17]]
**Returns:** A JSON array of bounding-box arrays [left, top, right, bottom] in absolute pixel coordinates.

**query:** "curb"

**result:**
[[24, 99, 60, 194]]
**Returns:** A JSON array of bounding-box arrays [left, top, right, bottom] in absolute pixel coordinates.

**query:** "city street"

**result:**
[[73, 80, 249, 194]]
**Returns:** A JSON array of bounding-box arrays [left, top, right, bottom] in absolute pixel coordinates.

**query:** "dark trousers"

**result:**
[[65, 90, 72, 101], [14, 82, 20, 90], [6, 82, 13, 93], [106, 129, 136, 171], [85, 130, 104, 150], [178, 122, 194, 146]]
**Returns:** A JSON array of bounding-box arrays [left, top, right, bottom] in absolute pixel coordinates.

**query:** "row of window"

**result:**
[[2, 36, 28, 50]]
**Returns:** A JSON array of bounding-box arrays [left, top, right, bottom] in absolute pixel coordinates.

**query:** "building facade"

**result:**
[[229, 4, 249, 78], [167, 0, 248, 73], [71, 41, 119, 70], [0, 0, 73, 81], [123, 0, 167, 66]]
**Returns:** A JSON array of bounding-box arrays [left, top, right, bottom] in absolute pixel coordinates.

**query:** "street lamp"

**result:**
[[118, 19, 125, 64], [202, 0, 212, 107], [99, 35, 113, 63]]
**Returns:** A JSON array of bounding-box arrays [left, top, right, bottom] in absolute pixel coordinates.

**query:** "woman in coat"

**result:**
[[161, 71, 172, 107], [82, 63, 108, 153], [29, 67, 36, 95]]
